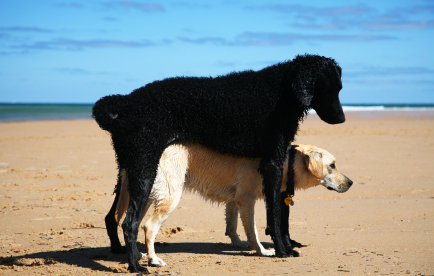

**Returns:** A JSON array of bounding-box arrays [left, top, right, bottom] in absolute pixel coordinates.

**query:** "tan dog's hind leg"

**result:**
[[225, 202, 249, 248]]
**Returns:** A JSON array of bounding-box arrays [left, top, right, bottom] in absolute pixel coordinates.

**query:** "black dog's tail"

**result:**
[[92, 94, 144, 134]]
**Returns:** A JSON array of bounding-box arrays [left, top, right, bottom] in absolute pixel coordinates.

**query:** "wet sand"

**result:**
[[0, 112, 433, 275]]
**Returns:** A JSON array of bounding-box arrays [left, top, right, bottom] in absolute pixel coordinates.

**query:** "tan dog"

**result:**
[[114, 143, 352, 266]]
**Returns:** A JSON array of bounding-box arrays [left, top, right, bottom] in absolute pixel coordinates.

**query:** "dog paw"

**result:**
[[149, 257, 167, 267], [231, 240, 249, 248], [257, 249, 275, 256], [128, 263, 150, 273], [290, 238, 306, 248], [290, 249, 300, 257]]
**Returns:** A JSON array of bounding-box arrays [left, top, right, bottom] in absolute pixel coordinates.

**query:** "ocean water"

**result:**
[[0, 104, 93, 122], [341, 104, 434, 112], [0, 103, 433, 122]]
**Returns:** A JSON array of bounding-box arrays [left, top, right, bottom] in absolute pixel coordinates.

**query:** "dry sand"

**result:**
[[0, 112, 433, 275]]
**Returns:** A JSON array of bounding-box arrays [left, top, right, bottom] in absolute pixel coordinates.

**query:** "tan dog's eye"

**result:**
[[330, 164, 335, 169]]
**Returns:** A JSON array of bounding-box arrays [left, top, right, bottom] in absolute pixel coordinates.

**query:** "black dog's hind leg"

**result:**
[[105, 169, 126, 254]]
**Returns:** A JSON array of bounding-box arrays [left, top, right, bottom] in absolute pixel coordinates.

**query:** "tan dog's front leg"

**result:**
[[144, 189, 182, 267], [237, 198, 275, 256]]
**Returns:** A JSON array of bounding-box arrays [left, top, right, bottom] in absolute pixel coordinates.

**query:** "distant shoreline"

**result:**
[[1, 103, 433, 122]]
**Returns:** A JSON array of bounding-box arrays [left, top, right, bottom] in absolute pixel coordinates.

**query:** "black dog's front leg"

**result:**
[[105, 169, 126, 254], [122, 171, 154, 273], [280, 194, 299, 256], [259, 159, 288, 257]]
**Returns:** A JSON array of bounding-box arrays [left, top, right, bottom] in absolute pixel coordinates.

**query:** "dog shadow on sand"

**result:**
[[0, 241, 306, 273]]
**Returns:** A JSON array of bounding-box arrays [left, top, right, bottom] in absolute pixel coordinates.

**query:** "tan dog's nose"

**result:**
[[345, 175, 353, 187]]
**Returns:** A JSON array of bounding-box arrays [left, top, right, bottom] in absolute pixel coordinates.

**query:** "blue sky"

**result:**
[[0, 0, 433, 104]]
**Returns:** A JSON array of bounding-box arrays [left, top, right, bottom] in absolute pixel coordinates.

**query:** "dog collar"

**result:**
[[284, 145, 297, 206]]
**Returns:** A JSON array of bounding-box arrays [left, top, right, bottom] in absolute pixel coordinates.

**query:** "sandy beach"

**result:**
[[0, 112, 433, 275]]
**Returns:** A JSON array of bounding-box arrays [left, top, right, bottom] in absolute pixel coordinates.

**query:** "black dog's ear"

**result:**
[[292, 75, 314, 106]]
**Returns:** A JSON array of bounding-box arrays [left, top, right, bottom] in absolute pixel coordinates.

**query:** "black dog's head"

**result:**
[[92, 94, 134, 133], [291, 54, 345, 124]]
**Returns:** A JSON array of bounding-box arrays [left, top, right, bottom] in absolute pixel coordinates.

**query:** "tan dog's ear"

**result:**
[[304, 151, 323, 179]]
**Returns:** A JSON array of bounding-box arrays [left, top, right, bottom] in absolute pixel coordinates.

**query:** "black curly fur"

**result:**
[[93, 54, 345, 272], [104, 169, 126, 254]]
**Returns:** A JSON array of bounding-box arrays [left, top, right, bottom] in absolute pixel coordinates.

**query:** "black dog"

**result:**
[[93, 54, 345, 273]]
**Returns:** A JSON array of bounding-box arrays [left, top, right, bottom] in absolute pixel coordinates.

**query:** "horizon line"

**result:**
[[1, 102, 434, 106]]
